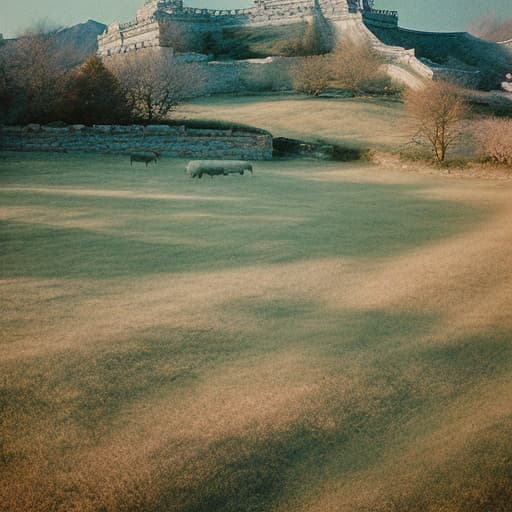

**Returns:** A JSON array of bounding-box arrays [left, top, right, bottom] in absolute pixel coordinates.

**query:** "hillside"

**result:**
[[469, 15, 512, 43], [1, 20, 106, 67], [55, 20, 106, 66]]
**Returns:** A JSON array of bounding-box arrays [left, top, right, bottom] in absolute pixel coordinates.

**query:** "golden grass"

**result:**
[[178, 96, 413, 150], [2, 162, 512, 511]]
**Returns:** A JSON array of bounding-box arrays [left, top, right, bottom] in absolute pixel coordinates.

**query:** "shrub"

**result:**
[[291, 55, 330, 96], [160, 21, 204, 53], [240, 60, 293, 92], [271, 39, 303, 57], [332, 40, 392, 96], [473, 117, 512, 166]]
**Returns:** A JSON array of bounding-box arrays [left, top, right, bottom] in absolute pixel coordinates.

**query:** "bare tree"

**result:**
[[0, 24, 73, 123], [404, 81, 467, 163], [107, 50, 206, 122]]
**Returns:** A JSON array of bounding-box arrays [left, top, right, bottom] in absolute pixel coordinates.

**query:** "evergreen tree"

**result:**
[[62, 55, 129, 124]]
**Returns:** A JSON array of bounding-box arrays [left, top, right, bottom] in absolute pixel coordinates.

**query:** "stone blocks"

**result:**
[[0, 124, 273, 160]]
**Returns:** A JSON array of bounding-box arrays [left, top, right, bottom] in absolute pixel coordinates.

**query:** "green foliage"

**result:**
[[160, 20, 207, 53], [0, 28, 87, 124], [164, 117, 271, 135], [0, 55, 12, 122], [61, 55, 130, 125], [261, 19, 331, 58], [217, 23, 308, 59]]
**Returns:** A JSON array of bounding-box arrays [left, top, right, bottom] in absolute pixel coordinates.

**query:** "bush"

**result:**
[[473, 117, 512, 166], [240, 60, 293, 92], [332, 40, 392, 95], [271, 39, 304, 57], [291, 56, 330, 96]]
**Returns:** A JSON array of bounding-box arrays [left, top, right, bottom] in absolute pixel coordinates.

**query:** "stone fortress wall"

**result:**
[[97, 0, 398, 57], [97, 0, 511, 92], [97, 0, 431, 91]]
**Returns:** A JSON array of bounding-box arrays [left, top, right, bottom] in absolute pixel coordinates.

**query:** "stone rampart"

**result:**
[[362, 10, 398, 29], [98, 0, 400, 56], [203, 57, 296, 94], [0, 124, 273, 160]]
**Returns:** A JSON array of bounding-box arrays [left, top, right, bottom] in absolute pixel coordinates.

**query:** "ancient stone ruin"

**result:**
[[98, 0, 512, 90], [97, 0, 398, 56]]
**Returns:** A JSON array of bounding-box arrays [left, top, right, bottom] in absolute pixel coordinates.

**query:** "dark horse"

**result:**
[[130, 151, 160, 167]]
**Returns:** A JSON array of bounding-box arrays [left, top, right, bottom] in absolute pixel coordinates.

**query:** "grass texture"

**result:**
[[178, 95, 410, 152], [1, 152, 512, 511]]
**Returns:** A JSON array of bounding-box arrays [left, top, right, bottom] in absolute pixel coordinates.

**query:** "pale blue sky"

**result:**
[[1, 0, 511, 38]]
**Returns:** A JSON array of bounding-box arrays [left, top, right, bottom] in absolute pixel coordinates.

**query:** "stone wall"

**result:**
[[0, 124, 273, 160], [203, 57, 296, 94], [98, 0, 399, 56], [362, 10, 398, 29]]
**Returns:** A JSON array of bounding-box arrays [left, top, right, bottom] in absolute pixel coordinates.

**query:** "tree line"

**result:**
[[0, 29, 205, 125]]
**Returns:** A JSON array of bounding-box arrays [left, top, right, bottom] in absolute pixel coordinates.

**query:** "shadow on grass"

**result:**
[[2, 297, 512, 511], [0, 175, 483, 279], [159, 326, 512, 512], [0, 328, 253, 435], [273, 137, 372, 161]]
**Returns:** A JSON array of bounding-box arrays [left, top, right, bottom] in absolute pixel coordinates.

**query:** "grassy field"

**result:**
[[1, 150, 512, 511], [177, 96, 412, 152]]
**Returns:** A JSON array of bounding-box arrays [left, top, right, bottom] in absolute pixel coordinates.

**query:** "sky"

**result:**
[[1, 0, 511, 38]]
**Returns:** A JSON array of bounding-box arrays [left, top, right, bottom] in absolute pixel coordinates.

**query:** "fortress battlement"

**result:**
[[98, 0, 398, 56]]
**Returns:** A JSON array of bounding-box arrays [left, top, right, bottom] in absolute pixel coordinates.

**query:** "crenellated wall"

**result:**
[[97, 0, 398, 56]]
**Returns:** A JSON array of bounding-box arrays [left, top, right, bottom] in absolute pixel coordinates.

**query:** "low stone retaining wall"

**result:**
[[0, 124, 273, 160], [203, 57, 296, 94]]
